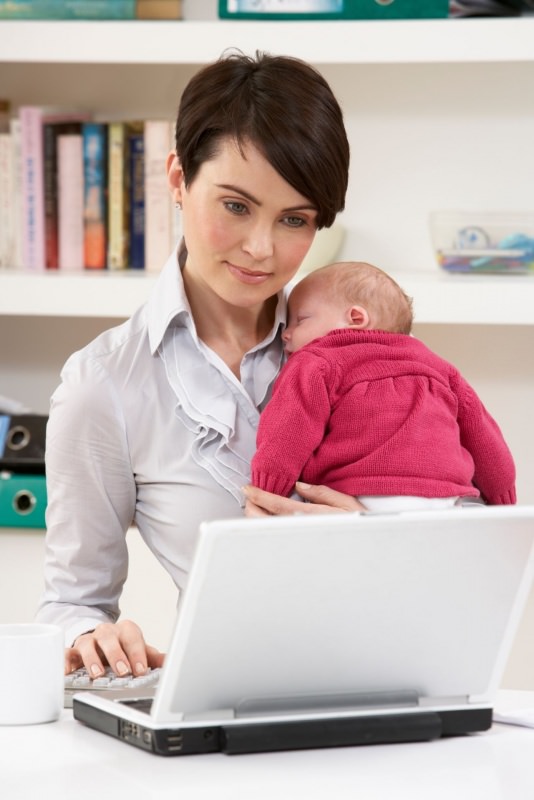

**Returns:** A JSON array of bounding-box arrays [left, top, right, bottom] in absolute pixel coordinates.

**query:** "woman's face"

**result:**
[[170, 137, 318, 311]]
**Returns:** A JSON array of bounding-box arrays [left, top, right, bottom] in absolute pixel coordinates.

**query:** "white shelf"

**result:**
[[2, 268, 534, 325], [1, 18, 534, 66], [0, 270, 157, 319]]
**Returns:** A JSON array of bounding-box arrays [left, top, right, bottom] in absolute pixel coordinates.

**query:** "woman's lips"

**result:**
[[226, 262, 271, 284]]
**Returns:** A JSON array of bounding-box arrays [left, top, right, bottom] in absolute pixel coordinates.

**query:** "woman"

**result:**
[[37, 51, 360, 678]]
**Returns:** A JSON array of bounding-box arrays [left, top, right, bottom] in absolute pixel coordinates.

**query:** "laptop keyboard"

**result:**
[[64, 666, 162, 708]]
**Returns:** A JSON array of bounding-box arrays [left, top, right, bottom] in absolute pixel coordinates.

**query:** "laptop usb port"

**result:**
[[166, 733, 183, 753]]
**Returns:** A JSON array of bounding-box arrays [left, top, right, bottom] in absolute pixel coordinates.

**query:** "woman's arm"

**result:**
[[243, 481, 366, 516], [37, 353, 162, 675]]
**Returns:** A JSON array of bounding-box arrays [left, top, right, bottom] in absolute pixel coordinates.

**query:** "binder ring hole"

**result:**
[[7, 425, 31, 451], [13, 490, 36, 515]]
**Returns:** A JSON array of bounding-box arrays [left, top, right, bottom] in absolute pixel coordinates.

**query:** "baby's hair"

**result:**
[[313, 261, 413, 334]]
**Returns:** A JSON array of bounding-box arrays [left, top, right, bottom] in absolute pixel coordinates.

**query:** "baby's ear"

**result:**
[[348, 305, 370, 329]]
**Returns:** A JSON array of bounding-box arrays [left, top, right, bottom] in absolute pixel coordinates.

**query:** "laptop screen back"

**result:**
[[151, 506, 534, 723]]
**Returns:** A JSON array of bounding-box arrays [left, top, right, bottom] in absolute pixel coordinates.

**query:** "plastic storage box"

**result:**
[[429, 211, 534, 275]]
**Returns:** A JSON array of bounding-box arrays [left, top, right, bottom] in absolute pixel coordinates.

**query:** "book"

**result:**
[[0, 99, 10, 132], [0, 1, 136, 19], [107, 121, 128, 270], [19, 105, 45, 270], [128, 126, 145, 269], [82, 122, 108, 270], [0, 132, 14, 268], [43, 118, 86, 269], [144, 119, 174, 273], [8, 117, 23, 269], [136, 0, 182, 18], [57, 133, 84, 270]]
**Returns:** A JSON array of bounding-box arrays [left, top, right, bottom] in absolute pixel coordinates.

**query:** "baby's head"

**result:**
[[283, 261, 413, 354]]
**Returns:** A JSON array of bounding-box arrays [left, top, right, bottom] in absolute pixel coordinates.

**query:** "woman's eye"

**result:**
[[284, 216, 306, 228], [224, 201, 248, 215]]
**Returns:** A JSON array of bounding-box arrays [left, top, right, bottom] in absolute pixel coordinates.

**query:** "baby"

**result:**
[[251, 261, 516, 511]]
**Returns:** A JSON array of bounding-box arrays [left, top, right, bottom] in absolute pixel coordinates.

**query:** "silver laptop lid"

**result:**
[[151, 506, 534, 724]]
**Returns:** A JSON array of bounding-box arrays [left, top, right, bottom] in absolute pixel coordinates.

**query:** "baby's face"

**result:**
[[283, 278, 351, 354]]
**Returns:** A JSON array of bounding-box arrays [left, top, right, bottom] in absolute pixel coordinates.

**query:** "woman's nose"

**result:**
[[242, 222, 274, 261]]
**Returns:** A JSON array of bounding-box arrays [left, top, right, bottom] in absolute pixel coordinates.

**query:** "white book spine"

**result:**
[[144, 120, 174, 273], [19, 106, 45, 270], [58, 134, 84, 270], [0, 132, 14, 268], [9, 118, 24, 269]]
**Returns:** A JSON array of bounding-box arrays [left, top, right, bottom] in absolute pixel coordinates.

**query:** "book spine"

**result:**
[[136, 0, 182, 18], [8, 118, 23, 269], [43, 120, 83, 270], [0, 132, 13, 268], [107, 122, 128, 270], [19, 106, 45, 271], [128, 128, 145, 269], [0, 1, 136, 19], [144, 119, 173, 273], [83, 122, 108, 270], [57, 134, 84, 270]]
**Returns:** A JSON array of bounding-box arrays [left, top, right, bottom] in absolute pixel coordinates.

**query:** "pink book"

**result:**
[[58, 133, 84, 270]]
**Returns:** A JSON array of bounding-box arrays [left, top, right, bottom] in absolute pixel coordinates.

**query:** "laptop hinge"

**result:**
[[235, 689, 420, 718]]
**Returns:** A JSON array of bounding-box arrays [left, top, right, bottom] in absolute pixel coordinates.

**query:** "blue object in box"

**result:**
[[0, 472, 47, 528], [218, 0, 449, 20]]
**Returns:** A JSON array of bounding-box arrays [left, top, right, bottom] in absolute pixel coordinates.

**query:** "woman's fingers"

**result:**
[[243, 483, 366, 517], [67, 619, 164, 677], [294, 482, 366, 512]]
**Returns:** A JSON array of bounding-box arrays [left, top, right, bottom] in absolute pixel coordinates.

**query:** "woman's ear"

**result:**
[[348, 305, 370, 329], [166, 152, 184, 204]]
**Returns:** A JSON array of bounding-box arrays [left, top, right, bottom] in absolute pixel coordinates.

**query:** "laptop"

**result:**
[[73, 505, 534, 756]]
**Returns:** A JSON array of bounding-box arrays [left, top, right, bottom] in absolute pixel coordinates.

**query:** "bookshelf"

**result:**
[[1, 16, 534, 500], [2, 17, 534, 324]]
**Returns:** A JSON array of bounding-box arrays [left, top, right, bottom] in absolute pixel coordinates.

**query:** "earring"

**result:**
[[176, 202, 182, 211]]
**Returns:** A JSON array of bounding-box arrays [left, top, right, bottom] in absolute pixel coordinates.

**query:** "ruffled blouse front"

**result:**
[[149, 249, 287, 505]]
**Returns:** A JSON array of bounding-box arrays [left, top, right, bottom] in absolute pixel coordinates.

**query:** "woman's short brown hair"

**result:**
[[174, 51, 350, 229]]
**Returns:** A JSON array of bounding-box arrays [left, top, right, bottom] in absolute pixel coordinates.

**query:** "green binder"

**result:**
[[218, 0, 449, 20], [0, 472, 47, 528]]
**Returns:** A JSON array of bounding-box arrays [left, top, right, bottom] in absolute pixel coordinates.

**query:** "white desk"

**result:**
[[2, 691, 534, 800]]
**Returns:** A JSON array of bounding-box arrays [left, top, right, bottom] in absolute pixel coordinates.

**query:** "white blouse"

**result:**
[[36, 249, 287, 645]]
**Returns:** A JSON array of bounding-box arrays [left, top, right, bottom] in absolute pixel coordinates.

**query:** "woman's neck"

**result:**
[[183, 271, 278, 378]]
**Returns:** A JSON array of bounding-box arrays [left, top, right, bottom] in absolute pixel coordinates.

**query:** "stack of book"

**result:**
[[0, 108, 182, 272], [0, 1, 182, 20]]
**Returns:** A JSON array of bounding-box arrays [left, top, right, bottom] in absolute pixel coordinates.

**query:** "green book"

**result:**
[[0, 1, 136, 19]]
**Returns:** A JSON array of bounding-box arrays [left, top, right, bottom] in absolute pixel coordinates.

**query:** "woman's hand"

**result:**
[[64, 619, 165, 677], [242, 481, 366, 517]]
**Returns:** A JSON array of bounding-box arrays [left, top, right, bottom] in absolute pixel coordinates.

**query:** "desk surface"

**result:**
[[3, 690, 534, 800]]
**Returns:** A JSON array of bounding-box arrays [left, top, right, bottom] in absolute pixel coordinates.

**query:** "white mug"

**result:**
[[0, 623, 64, 725]]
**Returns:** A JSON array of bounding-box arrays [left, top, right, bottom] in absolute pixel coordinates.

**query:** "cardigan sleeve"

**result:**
[[251, 352, 333, 497], [452, 371, 516, 505]]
